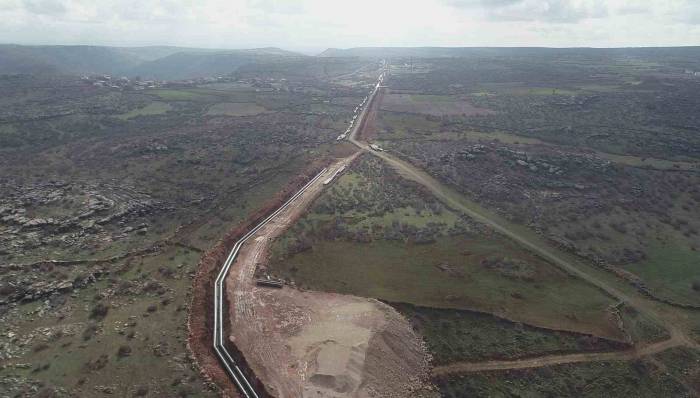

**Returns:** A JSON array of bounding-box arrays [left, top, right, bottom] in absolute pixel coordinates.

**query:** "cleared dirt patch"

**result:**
[[225, 157, 433, 398], [380, 94, 494, 116]]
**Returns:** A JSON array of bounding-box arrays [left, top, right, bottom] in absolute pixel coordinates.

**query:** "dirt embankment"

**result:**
[[224, 156, 434, 398], [187, 160, 327, 397], [356, 87, 383, 142]]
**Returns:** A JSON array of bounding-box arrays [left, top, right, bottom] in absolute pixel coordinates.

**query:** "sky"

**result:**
[[1, 0, 699, 53]]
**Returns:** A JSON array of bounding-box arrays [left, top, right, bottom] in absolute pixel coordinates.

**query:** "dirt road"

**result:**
[[432, 335, 684, 375], [349, 76, 699, 375]]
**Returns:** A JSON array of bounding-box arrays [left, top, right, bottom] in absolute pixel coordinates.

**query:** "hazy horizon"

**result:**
[[1, 0, 699, 52], [3, 41, 700, 50]]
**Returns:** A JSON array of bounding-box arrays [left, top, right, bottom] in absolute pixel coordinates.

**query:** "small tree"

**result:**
[[90, 302, 109, 319], [117, 345, 132, 358], [692, 281, 700, 292]]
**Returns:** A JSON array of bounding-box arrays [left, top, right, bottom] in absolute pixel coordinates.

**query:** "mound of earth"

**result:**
[[241, 290, 431, 398]]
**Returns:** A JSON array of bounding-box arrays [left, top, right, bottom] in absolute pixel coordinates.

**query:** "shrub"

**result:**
[[33, 343, 50, 352], [692, 281, 700, 292], [82, 323, 99, 341], [117, 345, 132, 358], [90, 302, 109, 319]]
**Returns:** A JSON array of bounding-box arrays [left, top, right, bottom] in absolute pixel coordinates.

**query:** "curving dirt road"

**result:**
[[432, 335, 685, 375]]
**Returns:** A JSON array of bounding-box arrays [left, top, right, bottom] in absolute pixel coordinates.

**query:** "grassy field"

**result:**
[[618, 303, 670, 344], [652, 347, 700, 391], [436, 358, 691, 397], [115, 101, 172, 120], [147, 88, 220, 102], [269, 156, 623, 340], [623, 243, 700, 305], [206, 102, 268, 117], [0, 246, 217, 397], [0, 64, 368, 395], [392, 303, 625, 364], [376, 111, 441, 138], [271, 238, 620, 340]]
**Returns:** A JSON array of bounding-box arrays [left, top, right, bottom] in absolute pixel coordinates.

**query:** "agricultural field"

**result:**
[[205, 102, 267, 117], [266, 50, 700, 397], [380, 93, 493, 116], [376, 55, 700, 310], [392, 303, 626, 364], [269, 155, 634, 349], [0, 57, 380, 396], [4, 43, 700, 398], [435, 355, 697, 398]]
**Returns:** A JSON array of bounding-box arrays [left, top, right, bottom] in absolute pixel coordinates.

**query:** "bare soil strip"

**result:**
[[224, 154, 432, 398], [432, 337, 681, 375], [188, 162, 328, 397]]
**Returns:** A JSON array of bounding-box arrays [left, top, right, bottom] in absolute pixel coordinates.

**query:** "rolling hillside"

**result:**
[[0, 44, 303, 79]]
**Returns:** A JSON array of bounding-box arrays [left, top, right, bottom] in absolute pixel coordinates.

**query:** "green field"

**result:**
[[147, 88, 219, 102], [392, 303, 624, 364], [624, 243, 700, 305], [206, 102, 267, 117], [270, 156, 622, 340], [271, 237, 620, 340], [436, 359, 691, 398], [116, 101, 172, 120], [0, 246, 216, 397]]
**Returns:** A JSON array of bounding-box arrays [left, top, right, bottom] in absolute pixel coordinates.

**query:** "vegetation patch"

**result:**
[[392, 303, 626, 364], [380, 93, 494, 116], [617, 304, 669, 344], [269, 156, 622, 340], [206, 102, 268, 117], [623, 242, 700, 305], [147, 88, 218, 102], [115, 101, 172, 120], [435, 359, 690, 398]]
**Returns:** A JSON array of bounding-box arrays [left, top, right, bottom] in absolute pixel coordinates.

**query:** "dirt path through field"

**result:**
[[350, 80, 699, 375], [432, 336, 684, 375]]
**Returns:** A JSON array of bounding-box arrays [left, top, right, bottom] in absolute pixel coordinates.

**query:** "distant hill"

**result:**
[[319, 46, 700, 60], [0, 44, 303, 79], [317, 47, 565, 58], [129, 48, 305, 80], [0, 44, 146, 76]]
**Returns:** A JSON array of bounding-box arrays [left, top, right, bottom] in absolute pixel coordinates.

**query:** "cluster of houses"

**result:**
[[81, 74, 162, 90], [81, 74, 244, 91]]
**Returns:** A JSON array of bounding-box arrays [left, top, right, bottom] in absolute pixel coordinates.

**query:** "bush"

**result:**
[[90, 302, 109, 319], [117, 345, 132, 358], [692, 281, 700, 292], [82, 323, 99, 341], [33, 343, 50, 352]]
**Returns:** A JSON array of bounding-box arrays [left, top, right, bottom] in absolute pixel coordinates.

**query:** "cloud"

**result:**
[[248, 0, 304, 14], [0, 0, 697, 49], [22, 0, 66, 15], [487, 0, 608, 23], [672, 1, 700, 25], [444, 0, 521, 7], [615, 4, 648, 15]]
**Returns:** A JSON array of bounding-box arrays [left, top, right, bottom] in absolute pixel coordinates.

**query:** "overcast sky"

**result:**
[[1, 0, 699, 53]]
